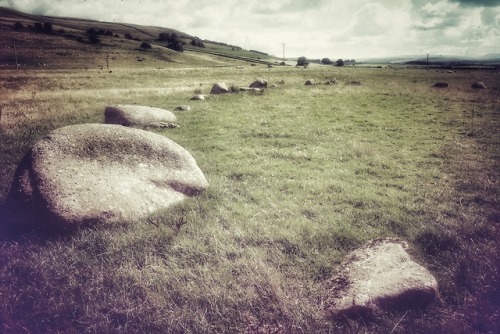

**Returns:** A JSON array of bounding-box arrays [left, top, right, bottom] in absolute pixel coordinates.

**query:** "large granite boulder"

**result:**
[[104, 104, 177, 128], [326, 238, 438, 317], [6, 124, 208, 229]]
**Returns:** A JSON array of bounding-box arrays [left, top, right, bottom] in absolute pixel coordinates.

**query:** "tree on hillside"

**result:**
[[191, 39, 205, 47], [13, 22, 24, 31], [88, 34, 101, 44], [167, 40, 184, 52], [43, 22, 53, 33], [140, 42, 152, 50], [296, 56, 309, 67], [321, 58, 333, 65], [335, 58, 345, 67], [159, 32, 171, 42], [33, 22, 44, 32]]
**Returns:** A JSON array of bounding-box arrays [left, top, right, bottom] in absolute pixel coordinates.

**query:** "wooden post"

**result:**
[[14, 41, 19, 70]]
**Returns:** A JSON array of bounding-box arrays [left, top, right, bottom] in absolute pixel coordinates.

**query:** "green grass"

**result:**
[[1, 64, 499, 333]]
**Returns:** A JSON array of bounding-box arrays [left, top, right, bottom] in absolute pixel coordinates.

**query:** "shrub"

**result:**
[[159, 32, 171, 42], [321, 58, 333, 65], [296, 56, 309, 67], [140, 42, 152, 50], [43, 22, 53, 33], [335, 59, 345, 67], [33, 22, 44, 32], [88, 35, 100, 44], [191, 39, 205, 47], [167, 41, 184, 52], [124, 33, 133, 40], [13, 22, 24, 31]]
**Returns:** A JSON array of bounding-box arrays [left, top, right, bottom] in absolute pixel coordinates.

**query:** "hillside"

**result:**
[[0, 6, 277, 69]]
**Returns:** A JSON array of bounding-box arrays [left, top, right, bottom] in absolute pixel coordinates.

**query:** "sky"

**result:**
[[1, 0, 500, 60]]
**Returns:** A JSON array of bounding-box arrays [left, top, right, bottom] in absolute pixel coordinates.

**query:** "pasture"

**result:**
[[0, 63, 499, 333]]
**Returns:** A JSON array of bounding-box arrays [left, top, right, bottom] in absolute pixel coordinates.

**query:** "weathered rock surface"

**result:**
[[104, 104, 177, 127], [326, 238, 438, 317], [210, 82, 229, 94], [174, 105, 191, 111], [190, 94, 205, 100], [7, 124, 208, 229], [471, 82, 487, 89], [249, 79, 268, 89], [305, 79, 316, 86]]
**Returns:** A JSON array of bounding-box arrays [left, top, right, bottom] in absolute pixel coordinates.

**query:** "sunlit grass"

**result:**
[[1, 64, 499, 333]]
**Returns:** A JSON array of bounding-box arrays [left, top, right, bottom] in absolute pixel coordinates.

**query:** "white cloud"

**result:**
[[1, 0, 499, 59]]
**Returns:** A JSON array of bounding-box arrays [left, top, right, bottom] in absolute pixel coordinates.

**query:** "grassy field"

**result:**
[[0, 61, 499, 333]]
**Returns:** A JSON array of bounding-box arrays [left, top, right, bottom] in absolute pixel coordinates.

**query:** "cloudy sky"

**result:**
[[2, 0, 500, 59]]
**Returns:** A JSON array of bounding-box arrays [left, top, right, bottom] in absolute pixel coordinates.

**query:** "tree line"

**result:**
[[297, 56, 356, 67]]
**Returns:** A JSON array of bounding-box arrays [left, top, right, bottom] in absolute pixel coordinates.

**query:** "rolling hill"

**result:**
[[0, 6, 278, 69]]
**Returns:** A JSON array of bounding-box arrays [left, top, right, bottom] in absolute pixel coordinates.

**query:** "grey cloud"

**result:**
[[252, 0, 328, 15], [411, 0, 465, 30], [450, 0, 500, 7], [414, 15, 462, 30], [481, 7, 500, 26]]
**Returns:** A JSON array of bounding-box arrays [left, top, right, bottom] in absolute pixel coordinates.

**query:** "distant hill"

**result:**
[[0, 6, 192, 41], [359, 54, 500, 67], [0, 6, 277, 69]]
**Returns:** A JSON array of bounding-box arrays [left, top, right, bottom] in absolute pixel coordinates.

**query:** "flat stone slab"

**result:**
[[7, 124, 208, 229], [326, 238, 438, 317], [471, 82, 487, 89], [104, 104, 177, 127]]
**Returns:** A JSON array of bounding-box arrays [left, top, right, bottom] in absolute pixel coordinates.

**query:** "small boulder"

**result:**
[[471, 82, 487, 89], [190, 94, 205, 100], [326, 238, 438, 317], [104, 105, 176, 128], [175, 105, 191, 111], [210, 82, 229, 94], [6, 124, 208, 229], [325, 78, 337, 85], [432, 82, 449, 88], [348, 81, 363, 86], [305, 79, 316, 86], [250, 79, 268, 89]]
